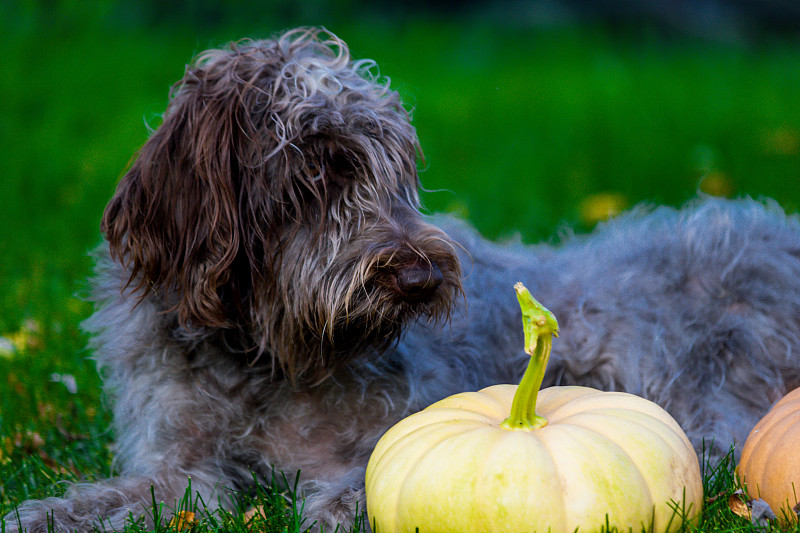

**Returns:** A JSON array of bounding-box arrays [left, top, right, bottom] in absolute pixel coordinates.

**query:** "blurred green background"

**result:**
[[1, 0, 799, 510], [3, 2, 800, 322]]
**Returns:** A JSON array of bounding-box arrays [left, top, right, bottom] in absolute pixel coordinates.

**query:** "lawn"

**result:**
[[2, 2, 800, 531]]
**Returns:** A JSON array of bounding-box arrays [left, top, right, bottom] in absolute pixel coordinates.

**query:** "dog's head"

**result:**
[[102, 27, 461, 382]]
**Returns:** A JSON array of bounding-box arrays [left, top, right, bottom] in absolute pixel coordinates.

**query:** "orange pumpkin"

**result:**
[[739, 387, 800, 522]]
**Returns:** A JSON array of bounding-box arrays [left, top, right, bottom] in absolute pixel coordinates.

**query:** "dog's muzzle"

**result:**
[[393, 262, 444, 302]]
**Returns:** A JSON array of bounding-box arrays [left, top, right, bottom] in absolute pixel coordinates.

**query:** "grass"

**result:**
[[0, 447, 780, 533], [2, 2, 800, 531]]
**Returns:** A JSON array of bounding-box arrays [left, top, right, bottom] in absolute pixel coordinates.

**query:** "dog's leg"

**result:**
[[3, 469, 226, 533], [300, 466, 368, 533]]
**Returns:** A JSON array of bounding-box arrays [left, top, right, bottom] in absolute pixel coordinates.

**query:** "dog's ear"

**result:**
[[101, 46, 272, 328]]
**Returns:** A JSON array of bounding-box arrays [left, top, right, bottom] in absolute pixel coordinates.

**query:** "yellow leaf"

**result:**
[[0, 436, 12, 465], [579, 192, 627, 226], [699, 172, 734, 197], [169, 511, 197, 531], [243, 505, 270, 530], [243, 505, 266, 522], [3, 319, 44, 354], [761, 126, 800, 155]]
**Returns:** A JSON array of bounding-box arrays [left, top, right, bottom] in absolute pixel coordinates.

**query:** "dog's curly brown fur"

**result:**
[[6, 27, 800, 533]]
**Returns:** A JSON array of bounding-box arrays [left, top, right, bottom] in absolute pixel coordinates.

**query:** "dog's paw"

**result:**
[[2, 477, 163, 533], [300, 467, 368, 532], [3, 497, 81, 533]]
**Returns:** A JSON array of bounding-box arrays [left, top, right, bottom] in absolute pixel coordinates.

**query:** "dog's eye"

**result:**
[[326, 152, 358, 179], [303, 161, 324, 182]]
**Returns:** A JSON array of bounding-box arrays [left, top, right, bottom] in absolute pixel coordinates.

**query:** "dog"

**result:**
[[6, 26, 800, 532]]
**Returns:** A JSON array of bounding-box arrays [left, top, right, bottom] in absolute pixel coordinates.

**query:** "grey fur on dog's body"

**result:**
[[6, 28, 800, 533]]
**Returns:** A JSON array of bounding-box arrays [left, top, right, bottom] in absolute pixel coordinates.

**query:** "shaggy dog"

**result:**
[[6, 27, 800, 532]]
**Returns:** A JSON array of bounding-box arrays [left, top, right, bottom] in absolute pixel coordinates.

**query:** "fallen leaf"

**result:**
[[0, 436, 12, 465], [705, 491, 725, 504], [728, 489, 779, 527], [579, 192, 627, 226], [6, 374, 26, 396], [729, 490, 751, 520], [37, 402, 56, 422], [3, 319, 44, 354], [699, 172, 734, 197], [761, 126, 800, 155], [29, 432, 44, 450], [13, 431, 44, 452], [169, 510, 197, 531], [445, 200, 469, 219], [243, 505, 269, 527], [243, 505, 265, 521]]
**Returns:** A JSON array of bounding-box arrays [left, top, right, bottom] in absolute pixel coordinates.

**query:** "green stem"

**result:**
[[500, 283, 559, 432]]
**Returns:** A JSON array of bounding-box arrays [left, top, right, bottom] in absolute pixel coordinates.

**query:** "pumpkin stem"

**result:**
[[501, 283, 559, 431]]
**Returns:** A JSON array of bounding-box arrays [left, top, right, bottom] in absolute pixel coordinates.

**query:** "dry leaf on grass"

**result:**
[[1, 319, 44, 355], [579, 192, 628, 226], [242, 505, 271, 531], [728, 489, 778, 527], [728, 490, 751, 520], [169, 510, 197, 531], [243, 505, 266, 522]]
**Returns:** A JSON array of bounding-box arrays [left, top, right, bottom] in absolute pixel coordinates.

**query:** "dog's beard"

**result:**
[[254, 220, 462, 385], [297, 277, 458, 385]]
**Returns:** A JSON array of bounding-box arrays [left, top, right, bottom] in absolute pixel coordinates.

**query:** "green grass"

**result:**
[[3, 2, 800, 531]]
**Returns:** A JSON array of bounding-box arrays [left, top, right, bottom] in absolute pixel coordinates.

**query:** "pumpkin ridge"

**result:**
[[534, 387, 599, 421], [367, 416, 479, 516], [742, 412, 800, 501], [562, 409, 700, 496], [765, 418, 800, 515], [370, 416, 485, 481], [423, 407, 502, 426], [741, 401, 800, 461], [562, 409, 690, 456], [546, 392, 680, 427], [541, 391, 622, 421], [562, 413, 698, 530], [471, 429, 533, 531], [773, 388, 800, 409], [537, 422, 654, 531], [563, 422, 655, 495], [476, 384, 524, 414], [522, 423, 569, 531], [429, 389, 510, 417], [395, 425, 510, 531], [373, 401, 497, 457], [745, 414, 795, 480]]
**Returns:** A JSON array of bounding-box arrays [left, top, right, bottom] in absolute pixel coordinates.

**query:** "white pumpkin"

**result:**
[[366, 283, 703, 533]]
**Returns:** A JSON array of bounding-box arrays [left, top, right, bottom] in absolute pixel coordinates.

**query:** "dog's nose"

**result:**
[[395, 263, 444, 302]]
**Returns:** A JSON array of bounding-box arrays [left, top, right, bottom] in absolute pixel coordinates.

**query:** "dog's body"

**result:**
[[6, 28, 800, 532]]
